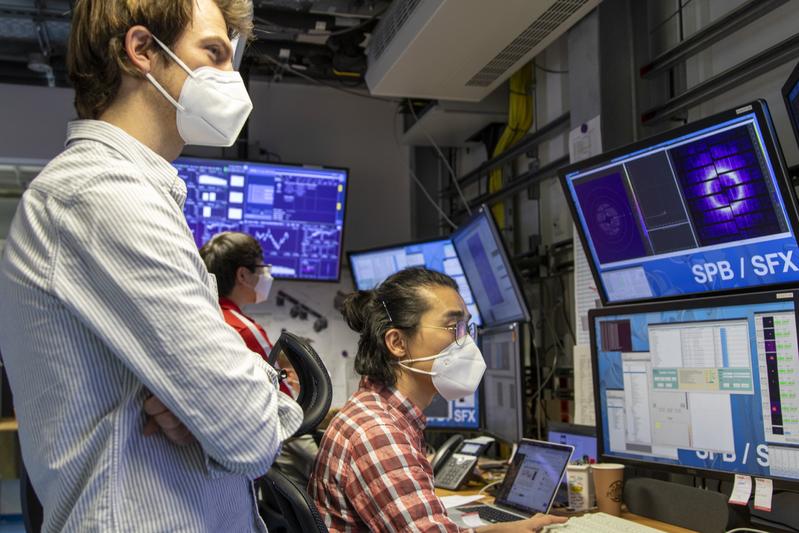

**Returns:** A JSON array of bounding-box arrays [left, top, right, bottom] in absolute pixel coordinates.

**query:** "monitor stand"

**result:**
[[623, 477, 749, 531]]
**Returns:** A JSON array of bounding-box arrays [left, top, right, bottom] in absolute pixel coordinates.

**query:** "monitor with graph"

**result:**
[[560, 100, 799, 304], [174, 157, 348, 281], [589, 289, 799, 487]]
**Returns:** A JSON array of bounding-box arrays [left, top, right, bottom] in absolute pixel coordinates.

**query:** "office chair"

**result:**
[[258, 331, 333, 533]]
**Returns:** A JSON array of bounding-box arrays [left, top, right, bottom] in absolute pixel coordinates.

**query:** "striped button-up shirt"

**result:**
[[310, 378, 466, 532], [0, 120, 303, 532]]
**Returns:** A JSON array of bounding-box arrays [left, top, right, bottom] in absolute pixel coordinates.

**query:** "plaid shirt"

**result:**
[[310, 378, 468, 532]]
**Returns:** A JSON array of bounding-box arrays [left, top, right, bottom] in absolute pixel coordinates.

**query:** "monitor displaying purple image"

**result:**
[[561, 100, 799, 304]]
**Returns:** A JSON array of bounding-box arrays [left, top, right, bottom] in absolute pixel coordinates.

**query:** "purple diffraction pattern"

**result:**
[[670, 126, 782, 246]]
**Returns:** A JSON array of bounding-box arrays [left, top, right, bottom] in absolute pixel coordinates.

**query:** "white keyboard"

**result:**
[[542, 512, 665, 533]]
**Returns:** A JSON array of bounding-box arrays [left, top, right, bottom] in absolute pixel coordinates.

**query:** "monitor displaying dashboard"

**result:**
[[348, 237, 482, 326], [589, 289, 799, 486], [451, 205, 531, 326], [561, 100, 799, 305], [174, 157, 348, 281]]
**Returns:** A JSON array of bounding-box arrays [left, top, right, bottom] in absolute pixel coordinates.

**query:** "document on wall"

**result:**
[[569, 116, 602, 347], [568, 115, 602, 165], [573, 232, 600, 346], [573, 344, 596, 426]]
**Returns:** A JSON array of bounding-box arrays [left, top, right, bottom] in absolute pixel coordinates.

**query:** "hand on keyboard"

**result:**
[[540, 512, 663, 532], [476, 513, 567, 532]]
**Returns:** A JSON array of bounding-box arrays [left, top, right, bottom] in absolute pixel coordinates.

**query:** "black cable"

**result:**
[[254, 7, 387, 39], [649, 0, 696, 36], [254, 48, 399, 103], [533, 60, 568, 75]]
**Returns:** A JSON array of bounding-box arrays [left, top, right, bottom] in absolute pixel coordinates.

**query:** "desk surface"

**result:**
[[0, 417, 18, 432], [435, 487, 697, 533]]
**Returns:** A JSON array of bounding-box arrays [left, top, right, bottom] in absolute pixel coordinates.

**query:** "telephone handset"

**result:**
[[431, 435, 487, 491]]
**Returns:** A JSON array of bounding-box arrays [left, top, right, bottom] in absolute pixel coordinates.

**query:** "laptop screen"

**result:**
[[494, 440, 574, 514]]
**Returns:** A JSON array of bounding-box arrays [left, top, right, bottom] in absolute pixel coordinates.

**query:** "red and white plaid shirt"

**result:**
[[310, 378, 468, 532]]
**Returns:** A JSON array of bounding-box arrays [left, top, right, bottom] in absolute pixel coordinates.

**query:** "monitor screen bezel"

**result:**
[[559, 99, 799, 306], [588, 288, 799, 489], [781, 60, 799, 152], [452, 204, 532, 327], [174, 155, 350, 283]]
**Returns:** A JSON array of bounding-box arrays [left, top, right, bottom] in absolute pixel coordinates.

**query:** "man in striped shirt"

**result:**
[[310, 268, 566, 532], [0, 1, 302, 531]]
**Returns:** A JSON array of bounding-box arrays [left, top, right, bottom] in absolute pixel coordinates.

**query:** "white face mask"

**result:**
[[145, 35, 253, 147], [252, 271, 274, 304], [398, 336, 486, 401]]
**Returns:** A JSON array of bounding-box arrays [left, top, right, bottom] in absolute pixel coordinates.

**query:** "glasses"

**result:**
[[421, 320, 478, 346], [247, 264, 272, 274]]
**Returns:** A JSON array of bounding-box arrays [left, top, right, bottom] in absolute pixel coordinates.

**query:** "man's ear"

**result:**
[[235, 266, 251, 285], [124, 25, 158, 75], [384, 328, 407, 360]]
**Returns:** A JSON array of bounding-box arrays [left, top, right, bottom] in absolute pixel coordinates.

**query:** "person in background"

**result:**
[[309, 267, 567, 532], [0, 1, 303, 531], [200, 231, 319, 487]]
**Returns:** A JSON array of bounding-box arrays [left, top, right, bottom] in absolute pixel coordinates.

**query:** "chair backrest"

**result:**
[[258, 468, 329, 533], [268, 331, 332, 437], [19, 461, 43, 533]]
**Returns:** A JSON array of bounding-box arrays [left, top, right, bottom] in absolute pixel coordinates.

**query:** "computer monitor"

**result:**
[[482, 323, 525, 444], [547, 423, 598, 464], [782, 61, 799, 149], [349, 238, 482, 429], [348, 238, 482, 326], [451, 204, 531, 327], [174, 157, 349, 281], [589, 289, 799, 488], [560, 100, 799, 305]]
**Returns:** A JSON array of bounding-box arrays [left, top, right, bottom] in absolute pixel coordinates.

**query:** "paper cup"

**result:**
[[566, 464, 593, 511], [591, 463, 625, 516]]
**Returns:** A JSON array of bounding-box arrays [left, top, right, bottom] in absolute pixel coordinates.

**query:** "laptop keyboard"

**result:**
[[458, 505, 520, 523]]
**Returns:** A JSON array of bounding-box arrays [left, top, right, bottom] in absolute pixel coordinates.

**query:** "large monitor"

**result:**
[[348, 238, 482, 326], [174, 157, 349, 281], [561, 100, 799, 305], [589, 289, 799, 487], [452, 205, 531, 326], [782, 61, 799, 149], [482, 323, 525, 444]]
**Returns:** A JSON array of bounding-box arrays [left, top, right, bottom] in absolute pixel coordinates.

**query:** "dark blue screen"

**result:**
[[174, 157, 347, 281]]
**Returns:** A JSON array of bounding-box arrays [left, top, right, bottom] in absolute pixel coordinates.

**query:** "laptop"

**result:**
[[450, 439, 574, 525]]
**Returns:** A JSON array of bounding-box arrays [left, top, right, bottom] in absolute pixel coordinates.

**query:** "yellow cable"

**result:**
[[489, 63, 534, 228]]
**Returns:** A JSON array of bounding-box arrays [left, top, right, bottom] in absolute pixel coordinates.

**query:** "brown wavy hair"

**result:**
[[67, 0, 253, 119]]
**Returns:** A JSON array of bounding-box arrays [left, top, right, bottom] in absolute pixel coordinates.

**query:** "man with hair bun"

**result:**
[[310, 267, 566, 532]]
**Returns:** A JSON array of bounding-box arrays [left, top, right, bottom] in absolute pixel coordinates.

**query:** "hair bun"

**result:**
[[340, 290, 374, 333]]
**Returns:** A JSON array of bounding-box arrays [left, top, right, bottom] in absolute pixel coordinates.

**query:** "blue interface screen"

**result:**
[[564, 111, 799, 303], [174, 157, 347, 281], [592, 294, 799, 481], [349, 239, 482, 326], [452, 209, 529, 326]]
